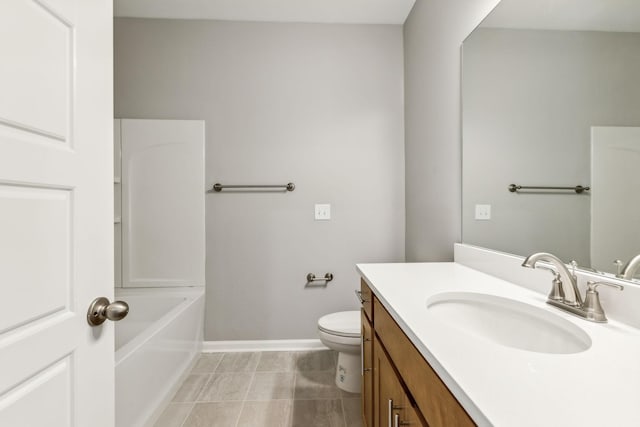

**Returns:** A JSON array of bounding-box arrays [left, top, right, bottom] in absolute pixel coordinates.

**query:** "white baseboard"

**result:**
[[202, 339, 328, 353]]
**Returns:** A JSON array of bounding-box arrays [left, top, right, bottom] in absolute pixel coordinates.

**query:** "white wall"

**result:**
[[403, 0, 501, 262], [462, 29, 640, 266], [114, 19, 405, 340]]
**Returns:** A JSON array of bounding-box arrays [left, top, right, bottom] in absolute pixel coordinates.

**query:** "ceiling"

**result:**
[[113, 0, 416, 25], [481, 0, 640, 33]]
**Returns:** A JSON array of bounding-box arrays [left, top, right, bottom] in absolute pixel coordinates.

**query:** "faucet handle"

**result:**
[[582, 281, 624, 322], [535, 266, 564, 302], [613, 260, 624, 278], [586, 281, 624, 292]]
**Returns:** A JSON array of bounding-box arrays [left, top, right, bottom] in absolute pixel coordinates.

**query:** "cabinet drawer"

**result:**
[[374, 298, 475, 427], [359, 279, 373, 321]]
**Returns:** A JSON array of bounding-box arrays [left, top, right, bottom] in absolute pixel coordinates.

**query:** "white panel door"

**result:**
[[591, 126, 640, 274], [0, 1, 114, 427], [121, 119, 205, 288]]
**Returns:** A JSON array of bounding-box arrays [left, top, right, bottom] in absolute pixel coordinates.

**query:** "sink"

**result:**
[[427, 292, 591, 354]]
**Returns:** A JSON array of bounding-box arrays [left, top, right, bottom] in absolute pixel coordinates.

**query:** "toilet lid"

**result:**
[[318, 311, 360, 337]]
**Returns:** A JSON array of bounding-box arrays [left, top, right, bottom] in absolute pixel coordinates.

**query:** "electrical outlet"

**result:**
[[475, 204, 491, 220], [315, 204, 331, 220]]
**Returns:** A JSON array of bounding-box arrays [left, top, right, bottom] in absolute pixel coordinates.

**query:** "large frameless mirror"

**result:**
[[462, 0, 640, 279]]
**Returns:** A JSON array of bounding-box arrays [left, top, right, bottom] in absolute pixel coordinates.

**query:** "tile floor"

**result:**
[[154, 350, 362, 427]]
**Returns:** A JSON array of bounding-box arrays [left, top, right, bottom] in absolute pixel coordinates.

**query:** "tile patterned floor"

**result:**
[[154, 350, 362, 427]]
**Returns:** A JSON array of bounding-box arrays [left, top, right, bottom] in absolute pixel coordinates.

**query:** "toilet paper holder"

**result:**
[[306, 273, 334, 283]]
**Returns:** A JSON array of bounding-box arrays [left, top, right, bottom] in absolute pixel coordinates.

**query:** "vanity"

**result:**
[[357, 250, 640, 427]]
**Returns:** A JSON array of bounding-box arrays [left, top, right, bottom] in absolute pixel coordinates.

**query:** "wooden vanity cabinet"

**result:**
[[360, 279, 476, 427]]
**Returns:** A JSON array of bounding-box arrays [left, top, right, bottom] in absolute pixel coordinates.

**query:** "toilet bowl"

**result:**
[[317, 310, 361, 393]]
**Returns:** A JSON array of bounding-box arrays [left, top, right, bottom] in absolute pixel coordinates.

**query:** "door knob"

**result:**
[[87, 297, 129, 326]]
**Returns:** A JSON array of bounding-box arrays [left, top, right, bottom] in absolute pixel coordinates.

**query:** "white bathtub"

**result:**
[[115, 287, 204, 427]]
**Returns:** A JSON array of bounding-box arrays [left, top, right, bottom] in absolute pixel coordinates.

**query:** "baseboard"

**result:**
[[202, 339, 328, 353]]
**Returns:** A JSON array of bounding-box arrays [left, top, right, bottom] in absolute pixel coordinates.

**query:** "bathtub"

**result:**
[[115, 287, 204, 427]]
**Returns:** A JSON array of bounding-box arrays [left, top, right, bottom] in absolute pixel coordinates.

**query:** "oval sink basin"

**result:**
[[427, 292, 591, 354]]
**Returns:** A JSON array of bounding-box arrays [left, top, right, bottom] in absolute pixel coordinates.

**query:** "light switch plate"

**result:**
[[475, 204, 491, 220], [315, 204, 331, 220]]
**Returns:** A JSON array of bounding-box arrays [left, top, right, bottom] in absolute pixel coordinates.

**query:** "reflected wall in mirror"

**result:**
[[462, 0, 640, 278]]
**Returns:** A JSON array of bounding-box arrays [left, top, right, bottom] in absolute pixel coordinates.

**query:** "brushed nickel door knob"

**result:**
[[87, 297, 129, 326]]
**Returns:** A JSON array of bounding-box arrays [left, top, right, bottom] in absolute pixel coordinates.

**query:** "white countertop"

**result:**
[[357, 262, 640, 427]]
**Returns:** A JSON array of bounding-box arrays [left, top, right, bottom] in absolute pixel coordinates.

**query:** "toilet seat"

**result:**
[[317, 311, 360, 338]]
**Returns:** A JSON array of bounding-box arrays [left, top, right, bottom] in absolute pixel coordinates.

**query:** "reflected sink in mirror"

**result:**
[[427, 292, 591, 354]]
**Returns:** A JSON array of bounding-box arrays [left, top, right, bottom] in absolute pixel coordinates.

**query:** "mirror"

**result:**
[[462, 0, 640, 279]]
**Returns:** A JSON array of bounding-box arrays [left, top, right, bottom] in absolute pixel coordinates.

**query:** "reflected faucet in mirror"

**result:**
[[522, 252, 623, 323], [615, 255, 640, 280]]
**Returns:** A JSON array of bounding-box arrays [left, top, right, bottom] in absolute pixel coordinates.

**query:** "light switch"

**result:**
[[315, 204, 331, 220], [475, 204, 491, 220]]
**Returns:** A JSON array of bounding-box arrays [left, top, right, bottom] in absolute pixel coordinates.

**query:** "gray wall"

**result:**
[[462, 29, 640, 266], [115, 19, 405, 340], [403, 0, 500, 262]]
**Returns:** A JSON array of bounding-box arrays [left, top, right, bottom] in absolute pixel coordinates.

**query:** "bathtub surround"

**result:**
[[403, 0, 500, 261], [115, 119, 206, 288], [115, 19, 405, 340]]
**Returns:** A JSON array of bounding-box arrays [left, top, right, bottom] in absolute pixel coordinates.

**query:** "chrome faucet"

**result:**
[[522, 252, 582, 307], [522, 252, 623, 322], [615, 254, 640, 280]]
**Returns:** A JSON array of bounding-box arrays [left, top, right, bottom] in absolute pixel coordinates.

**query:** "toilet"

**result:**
[[317, 310, 361, 393]]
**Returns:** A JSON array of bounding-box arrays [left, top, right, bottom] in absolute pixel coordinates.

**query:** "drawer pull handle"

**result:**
[[388, 400, 403, 427], [394, 413, 411, 427], [355, 289, 369, 304]]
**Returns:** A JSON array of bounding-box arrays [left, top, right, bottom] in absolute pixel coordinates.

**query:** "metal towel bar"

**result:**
[[212, 182, 295, 192], [508, 184, 590, 194]]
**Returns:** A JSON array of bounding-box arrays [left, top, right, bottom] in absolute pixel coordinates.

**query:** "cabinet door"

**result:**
[[362, 311, 373, 427], [374, 336, 427, 427], [374, 336, 404, 427]]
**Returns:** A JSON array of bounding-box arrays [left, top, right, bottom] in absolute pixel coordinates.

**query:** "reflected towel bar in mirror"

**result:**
[[508, 184, 590, 194], [212, 182, 295, 192]]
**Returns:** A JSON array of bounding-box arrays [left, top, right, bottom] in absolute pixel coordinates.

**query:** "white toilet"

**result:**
[[317, 310, 361, 393]]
